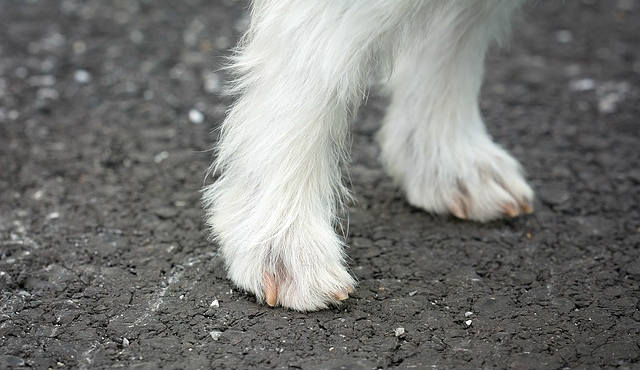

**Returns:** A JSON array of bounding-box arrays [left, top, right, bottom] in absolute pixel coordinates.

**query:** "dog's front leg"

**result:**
[[203, 1, 406, 311]]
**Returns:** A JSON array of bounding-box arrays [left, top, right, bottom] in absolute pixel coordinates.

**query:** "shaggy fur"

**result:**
[[202, 0, 532, 311]]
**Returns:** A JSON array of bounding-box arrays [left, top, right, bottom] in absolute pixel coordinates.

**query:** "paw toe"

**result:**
[[518, 198, 534, 214], [333, 290, 350, 301], [501, 202, 520, 218], [263, 273, 278, 307]]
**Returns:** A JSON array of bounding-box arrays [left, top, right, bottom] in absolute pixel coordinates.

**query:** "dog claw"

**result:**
[[333, 290, 349, 301], [263, 273, 278, 307], [519, 200, 534, 214], [449, 201, 467, 219], [501, 203, 519, 217]]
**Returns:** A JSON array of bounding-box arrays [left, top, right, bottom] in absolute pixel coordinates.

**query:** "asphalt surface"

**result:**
[[1, 1, 639, 369]]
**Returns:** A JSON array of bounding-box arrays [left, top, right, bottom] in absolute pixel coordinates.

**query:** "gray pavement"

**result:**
[[1, 1, 639, 369]]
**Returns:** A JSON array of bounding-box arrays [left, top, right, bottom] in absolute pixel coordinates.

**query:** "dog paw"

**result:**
[[225, 239, 356, 311], [403, 141, 534, 222], [260, 259, 355, 310], [205, 181, 357, 312]]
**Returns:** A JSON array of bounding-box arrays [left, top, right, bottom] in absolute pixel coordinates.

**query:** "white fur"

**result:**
[[203, 0, 533, 311]]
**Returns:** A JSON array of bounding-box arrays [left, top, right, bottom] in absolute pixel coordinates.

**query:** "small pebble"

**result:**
[[599, 94, 618, 114], [74, 69, 91, 84], [464, 320, 472, 326], [569, 78, 595, 91], [464, 311, 473, 317], [210, 299, 219, 308], [394, 327, 405, 337], [122, 338, 130, 347], [154, 151, 169, 163], [596, 81, 629, 115], [210, 330, 222, 341], [46, 212, 60, 220], [408, 290, 418, 297], [189, 109, 204, 124]]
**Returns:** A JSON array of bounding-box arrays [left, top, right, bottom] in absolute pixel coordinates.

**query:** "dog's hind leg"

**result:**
[[203, 1, 411, 311], [378, 0, 534, 222]]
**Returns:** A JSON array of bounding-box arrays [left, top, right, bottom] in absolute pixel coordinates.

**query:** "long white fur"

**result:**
[[202, 0, 533, 311]]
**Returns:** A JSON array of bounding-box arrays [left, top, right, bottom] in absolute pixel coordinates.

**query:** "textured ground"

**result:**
[[1, 1, 639, 369]]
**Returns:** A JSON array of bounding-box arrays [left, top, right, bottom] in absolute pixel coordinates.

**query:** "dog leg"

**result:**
[[378, 0, 533, 221], [203, 1, 409, 311]]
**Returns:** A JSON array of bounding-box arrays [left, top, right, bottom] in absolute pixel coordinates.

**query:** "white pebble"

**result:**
[[74, 69, 91, 84], [394, 327, 405, 337], [464, 311, 473, 317], [46, 212, 60, 220], [154, 151, 169, 163], [598, 94, 620, 114], [210, 299, 219, 308], [569, 78, 595, 92], [595, 82, 629, 114], [464, 320, 472, 326], [189, 109, 204, 124], [210, 330, 222, 341], [122, 338, 130, 347]]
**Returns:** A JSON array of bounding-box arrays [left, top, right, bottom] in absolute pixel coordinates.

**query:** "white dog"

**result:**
[[202, 0, 533, 311]]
